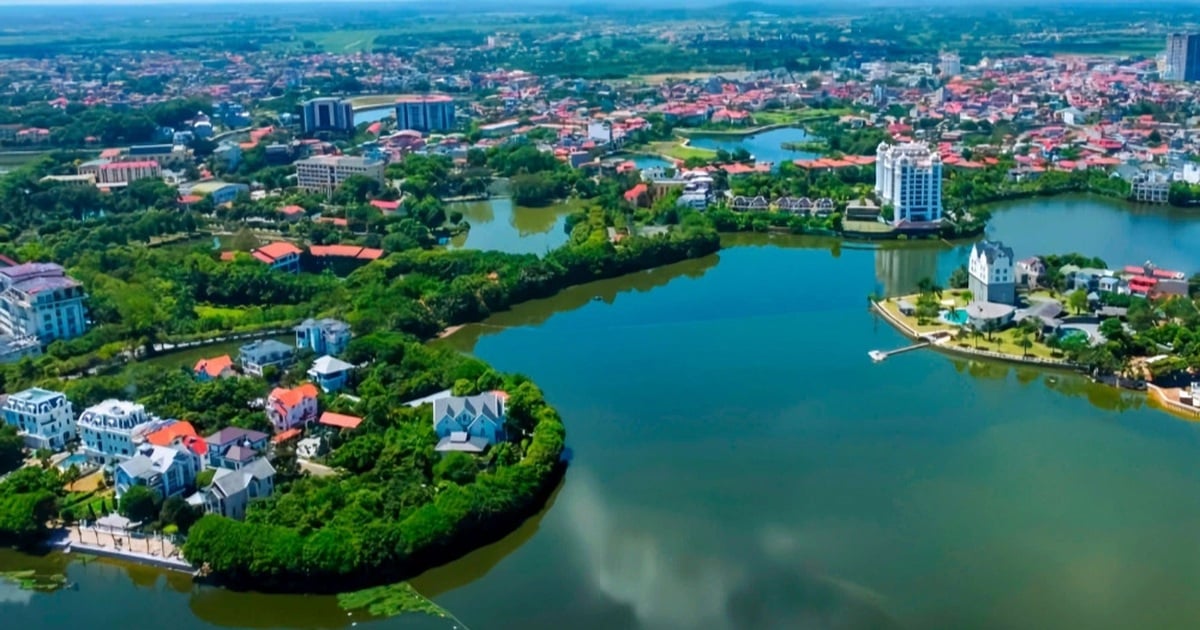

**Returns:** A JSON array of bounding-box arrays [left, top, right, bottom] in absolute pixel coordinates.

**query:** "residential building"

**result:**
[[939, 52, 962, 77], [2, 387, 75, 451], [307, 355, 354, 392], [115, 443, 201, 500], [1165, 33, 1200, 82], [205, 427, 269, 470], [394, 94, 456, 132], [185, 181, 249, 206], [0, 262, 87, 344], [0, 335, 41, 364], [968, 241, 1016, 305], [187, 457, 275, 521], [77, 400, 156, 464], [1123, 262, 1188, 297], [301, 97, 354, 135], [1130, 171, 1170, 204], [249, 241, 303, 273], [193, 354, 235, 381], [238, 339, 294, 376], [294, 318, 352, 355], [266, 383, 319, 432], [142, 420, 208, 459], [78, 160, 162, 187], [874, 142, 943, 225], [295, 155, 385, 197], [432, 392, 507, 453], [318, 411, 362, 431]]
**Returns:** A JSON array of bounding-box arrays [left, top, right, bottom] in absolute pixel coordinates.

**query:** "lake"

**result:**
[[445, 198, 574, 255], [687, 127, 821, 165], [7, 195, 1200, 629], [355, 106, 395, 126]]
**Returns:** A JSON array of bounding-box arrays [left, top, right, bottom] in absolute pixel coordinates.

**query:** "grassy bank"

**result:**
[[646, 140, 716, 161]]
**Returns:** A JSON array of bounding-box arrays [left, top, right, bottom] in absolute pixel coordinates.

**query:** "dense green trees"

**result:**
[[0, 424, 24, 475], [119, 486, 163, 524], [0, 468, 60, 546]]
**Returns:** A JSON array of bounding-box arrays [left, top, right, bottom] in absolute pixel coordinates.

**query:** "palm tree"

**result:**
[[968, 323, 982, 349], [1017, 333, 1033, 358]]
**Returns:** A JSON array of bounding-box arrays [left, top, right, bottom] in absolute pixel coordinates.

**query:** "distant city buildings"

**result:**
[[874, 142, 943, 226], [395, 94, 456, 133], [0, 262, 87, 345], [938, 52, 962, 77], [295, 154, 385, 197], [301, 97, 355, 135], [1165, 33, 1200, 82]]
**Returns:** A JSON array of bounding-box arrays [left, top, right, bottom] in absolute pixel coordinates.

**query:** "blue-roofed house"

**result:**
[[432, 392, 507, 453], [238, 339, 294, 376], [294, 318, 352, 356]]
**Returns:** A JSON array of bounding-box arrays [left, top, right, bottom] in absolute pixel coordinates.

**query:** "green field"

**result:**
[[138, 334, 292, 372], [646, 141, 716, 161]]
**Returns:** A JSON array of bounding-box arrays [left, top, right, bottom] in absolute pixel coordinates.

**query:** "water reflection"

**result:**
[[560, 473, 901, 630], [446, 198, 574, 254], [440, 253, 721, 353]]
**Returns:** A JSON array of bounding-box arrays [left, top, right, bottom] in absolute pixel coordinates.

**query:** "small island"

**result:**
[[872, 241, 1200, 418]]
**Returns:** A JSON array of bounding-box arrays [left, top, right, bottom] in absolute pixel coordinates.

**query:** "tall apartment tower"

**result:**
[[875, 142, 943, 226], [394, 95, 456, 133], [1165, 33, 1200, 82], [301, 98, 355, 134]]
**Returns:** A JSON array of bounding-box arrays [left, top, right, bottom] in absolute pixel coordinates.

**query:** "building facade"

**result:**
[[115, 443, 201, 500], [295, 155, 385, 197], [294, 318, 352, 355], [266, 383, 319, 432], [0, 262, 87, 344], [2, 387, 75, 451], [874, 142, 943, 225], [301, 97, 355, 135], [432, 392, 506, 453], [77, 400, 156, 464], [238, 339, 294, 376], [1165, 33, 1200, 82], [78, 160, 163, 187], [968, 240, 1016, 305], [394, 95, 456, 133]]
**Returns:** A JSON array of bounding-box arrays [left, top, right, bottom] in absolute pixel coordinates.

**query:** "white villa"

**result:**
[[1, 387, 75, 451], [968, 240, 1016, 305], [77, 400, 157, 464]]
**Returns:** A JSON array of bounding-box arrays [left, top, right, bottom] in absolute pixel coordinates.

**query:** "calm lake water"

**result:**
[[687, 127, 820, 165], [445, 198, 573, 255], [355, 106, 395, 126], [6, 195, 1200, 629]]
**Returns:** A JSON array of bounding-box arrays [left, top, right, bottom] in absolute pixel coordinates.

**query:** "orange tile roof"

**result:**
[[272, 428, 302, 443], [309, 244, 365, 258], [270, 383, 319, 410], [219, 251, 236, 262], [279, 204, 305, 216], [254, 241, 303, 261], [145, 421, 198, 447], [318, 411, 363, 430], [194, 354, 234, 378]]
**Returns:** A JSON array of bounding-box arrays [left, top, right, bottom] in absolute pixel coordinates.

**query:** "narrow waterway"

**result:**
[[687, 127, 820, 164], [5, 195, 1200, 629]]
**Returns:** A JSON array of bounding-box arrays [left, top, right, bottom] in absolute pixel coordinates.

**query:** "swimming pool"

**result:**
[[941, 308, 969, 325], [1058, 327, 1090, 343], [59, 453, 88, 470]]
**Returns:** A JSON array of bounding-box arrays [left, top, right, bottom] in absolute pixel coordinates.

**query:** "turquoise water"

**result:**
[[1059, 327, 1090, 342], [942, 308, 969, 325], [686, 127, 820, 165], [58, 454, 88, 470]]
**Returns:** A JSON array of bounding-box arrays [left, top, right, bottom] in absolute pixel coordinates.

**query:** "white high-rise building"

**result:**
[[875, 142, 943, 226], [0, 262, 87, 344], [939, 52, 962, 77]]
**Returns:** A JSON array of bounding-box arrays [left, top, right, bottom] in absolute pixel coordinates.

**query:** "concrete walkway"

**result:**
[[49, 527, 193, 572]]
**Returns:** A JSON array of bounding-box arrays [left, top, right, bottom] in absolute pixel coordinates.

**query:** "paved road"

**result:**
[[299, 458, 338, 477]]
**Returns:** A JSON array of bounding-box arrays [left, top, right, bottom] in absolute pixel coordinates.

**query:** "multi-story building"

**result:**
[[115, 443, 202, 500], [301, 97, 355, 135], [294, 318, 352, 356], [968, 241, 1016, 305], [185, 181, 249, 206], [875, 142, 943, 226], [939, 52, 962, 77], [266, 383, 319, 432], [395, 94, 456, 133], [2, 387, 75, 451], [295, 155, 385, 198], [248, 241, 303, 273], [77, 160, 163, 187], [77, 400, 156, 464], [0, 262, 87, 344], [1165, 33, 1200, 82], [238, 339, 294, 376]]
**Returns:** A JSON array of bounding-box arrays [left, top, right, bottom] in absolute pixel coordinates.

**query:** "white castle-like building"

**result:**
[[875, 142, 943, 226]]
